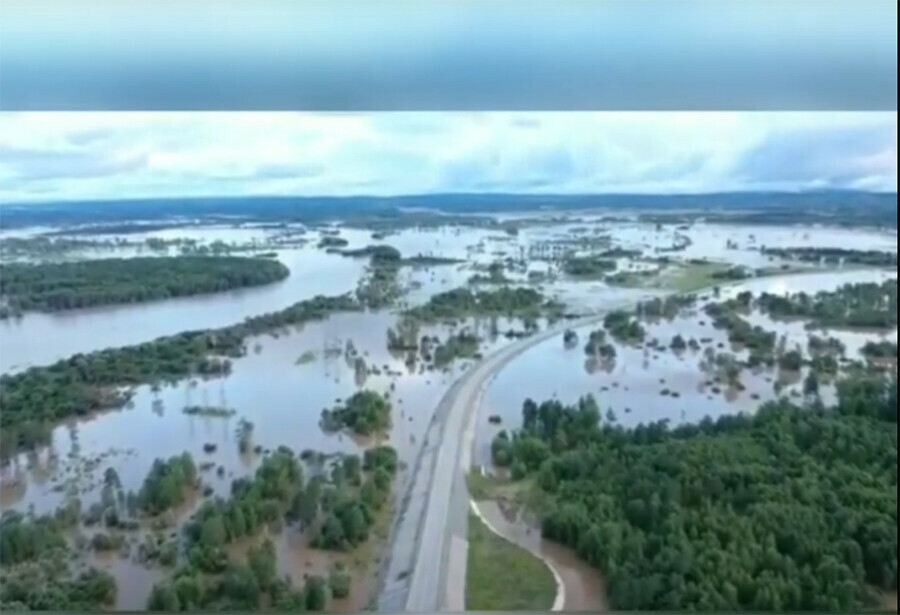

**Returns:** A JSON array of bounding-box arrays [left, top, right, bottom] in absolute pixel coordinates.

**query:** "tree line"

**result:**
[[0, 294, 359, 457], [0, 256, 289, 317], [491, 373, 897, 611]]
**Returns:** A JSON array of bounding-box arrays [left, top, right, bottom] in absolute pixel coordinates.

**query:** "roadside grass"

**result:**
[[465, 510, 557, 611]]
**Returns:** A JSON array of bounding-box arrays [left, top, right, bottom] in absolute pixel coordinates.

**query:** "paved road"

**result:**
[[378, 299, 657, 612], [377, 268, 894, 613]]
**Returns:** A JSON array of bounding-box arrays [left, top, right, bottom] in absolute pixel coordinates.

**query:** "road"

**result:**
[[377, 297, 657, 612], [376, 268, 896, 613]]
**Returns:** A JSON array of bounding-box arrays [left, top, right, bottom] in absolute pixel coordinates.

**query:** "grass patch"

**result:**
[[465, 511, 557, 611], [656, 262, 733, 292]]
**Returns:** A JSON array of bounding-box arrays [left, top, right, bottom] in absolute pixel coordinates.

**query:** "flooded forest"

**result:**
[[0, 196, 897, 613]]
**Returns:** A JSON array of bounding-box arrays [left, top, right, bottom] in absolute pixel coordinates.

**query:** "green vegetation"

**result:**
[[756, 280, 897, 329], [465, 511, 557, 611], [0, 293, 360, 456], [320, 390, 392, 436], [339, 245, 401, 263], [0, 512, 118, 611], [356, 259, 402, 309], [704, 300, 777, 365], [584, 329, 616, 359], [808, 335, 847, 357], [709, 265, 752, 281], [0, 256, 289, 317], [433, 332, 481, 368], [137, 453, 199, 516], [182, 405, 237, 418], [144, 442, 396, 611], [562, 255, 617, 278], [386, 318, 420, 352], [490, 374, 897, 611], [763, 247, 898, 268], [637, 294, 698, 320], [469, 261, 512, 285], [405, 287, 564, 323], [318, 236, 349, 249], [862, 341, 899, 360], [603, 310, 646, 344]]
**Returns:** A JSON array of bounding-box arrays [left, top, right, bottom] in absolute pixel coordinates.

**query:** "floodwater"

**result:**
[[476, 499, 607, 612], [1, 220, 897, 610], [477, 269, 898, 465], [3, 222, 894, 373], [1, 310, 525, 516]]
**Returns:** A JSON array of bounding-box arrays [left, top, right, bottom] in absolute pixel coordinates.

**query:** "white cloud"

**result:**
[[0, 112, 895, 203]]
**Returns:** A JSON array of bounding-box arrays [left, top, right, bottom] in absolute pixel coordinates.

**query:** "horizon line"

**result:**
[[1, 188, 897, 209]]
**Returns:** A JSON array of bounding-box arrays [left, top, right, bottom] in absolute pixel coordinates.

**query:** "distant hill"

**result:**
[[0, 191, 896, 231]]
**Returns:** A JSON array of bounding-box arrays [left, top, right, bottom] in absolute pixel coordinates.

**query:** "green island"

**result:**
[[320, 390, 393, 436], [562, 255, 617, 278], [0, 256, 290, 317], [405, 286, 564, 323], [433, 332, 481, 368], [762, 247, 898, 268], [862, 340, 899, 360], [349, 245, 461, 309], [0, 293, 360, 456], [469, 262, 513, 285], [603, 309, 646, 344], [755, 280, 898, 329], [318, 236, 349, 249], [486, 372, 897, 611], [583, 329, 616, 359]]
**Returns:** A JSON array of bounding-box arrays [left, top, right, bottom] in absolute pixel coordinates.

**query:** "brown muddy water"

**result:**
[[1, 221, 897, 610]]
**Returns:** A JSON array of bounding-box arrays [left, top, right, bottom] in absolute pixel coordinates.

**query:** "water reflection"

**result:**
[[478, 269, 898, 466]]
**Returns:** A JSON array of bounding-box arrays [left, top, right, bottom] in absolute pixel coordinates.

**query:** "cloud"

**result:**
[[0, 144, 148, 181], [0, 112, 895, 203], [731, 120, 897, 190]]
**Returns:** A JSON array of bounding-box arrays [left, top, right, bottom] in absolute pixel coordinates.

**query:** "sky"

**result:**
[[0, 112, 896, 203]]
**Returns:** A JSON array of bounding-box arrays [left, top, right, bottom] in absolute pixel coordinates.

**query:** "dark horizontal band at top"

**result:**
[[0, 0, 896, 111]]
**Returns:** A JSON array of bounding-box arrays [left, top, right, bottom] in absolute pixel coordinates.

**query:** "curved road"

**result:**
[[377, 268, 897, 612], [377, 294, 658, 612]]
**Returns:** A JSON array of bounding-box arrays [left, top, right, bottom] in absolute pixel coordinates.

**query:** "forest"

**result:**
[[490, 372, 898, 611], [140, 444, 398, 611], [0, 512, 118, 611], [0, 256, 289, 317], [0, 293, 360, 456]]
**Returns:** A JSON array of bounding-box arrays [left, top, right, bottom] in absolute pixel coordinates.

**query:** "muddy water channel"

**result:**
[[476, 499, 607, 611]]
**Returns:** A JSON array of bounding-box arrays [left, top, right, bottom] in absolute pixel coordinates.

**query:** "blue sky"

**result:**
[[0, 112, 895, 203]]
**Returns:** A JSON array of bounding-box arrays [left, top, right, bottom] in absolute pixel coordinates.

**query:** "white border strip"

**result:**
[[468, 498, 566, 611]]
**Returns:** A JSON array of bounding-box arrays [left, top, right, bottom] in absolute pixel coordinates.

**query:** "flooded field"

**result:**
[[476, 269, 898, 467], [1, 217, 897, 612]]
